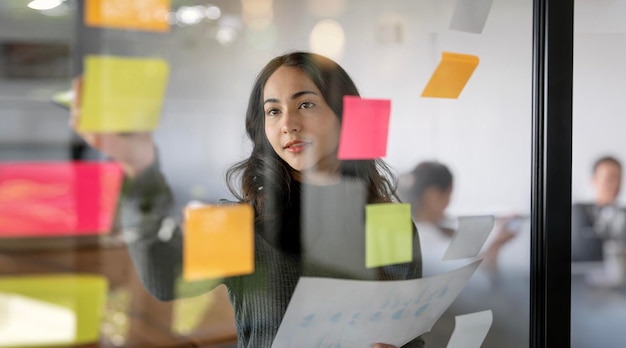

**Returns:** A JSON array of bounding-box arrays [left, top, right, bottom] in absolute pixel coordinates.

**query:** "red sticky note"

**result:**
[[0, 162, 123, 237], [338, 96, 391, 160]]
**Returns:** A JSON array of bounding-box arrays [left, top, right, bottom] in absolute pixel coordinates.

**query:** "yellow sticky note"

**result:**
[[85, 0, 170, 32], [0, 275, 108, 346], [78, 55, 169, 132], [184, 204, 255, 280], [421, 52, 480, 99], [366, 203, 413, 268]]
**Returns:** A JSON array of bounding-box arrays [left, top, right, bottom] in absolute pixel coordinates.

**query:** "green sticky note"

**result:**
[[0, 274, 108, 346], [79, 55, 169, 132], [366, 203, 413, 268]]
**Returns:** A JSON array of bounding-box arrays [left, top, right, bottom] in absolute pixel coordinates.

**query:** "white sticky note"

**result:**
[[449, 0, 494, 34], [0, 293, 77, 346], [301, 178, 377, 280], [446, 310, 493, 348], [443, 215, 494, 260]]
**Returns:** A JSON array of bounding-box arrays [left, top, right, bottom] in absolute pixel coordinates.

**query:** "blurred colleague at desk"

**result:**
[[572, 156, 623, 263], [399, 161, 517, 276], [572, 156, 626, 287]]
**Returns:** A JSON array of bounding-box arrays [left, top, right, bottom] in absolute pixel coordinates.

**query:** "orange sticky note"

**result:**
[[183, 204, 254, 280], [421, 52, 480, 99], [85, 0, 170, 32]]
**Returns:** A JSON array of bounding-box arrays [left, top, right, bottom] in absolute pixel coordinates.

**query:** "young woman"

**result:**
[[71, 52, 423, 347]]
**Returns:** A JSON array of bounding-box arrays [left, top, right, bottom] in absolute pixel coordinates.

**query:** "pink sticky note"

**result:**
[[0, 162, 123, 237], [338, 96, 391, 160]]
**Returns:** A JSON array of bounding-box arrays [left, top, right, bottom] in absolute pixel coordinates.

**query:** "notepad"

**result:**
[[338, 96, 391, 160], [449, 0, 494, 34], [443, 215, 494, 260], [78, 55, 169, 132], [365, 203, 413, 268], [0, 274, 108, 347], [183, 204, 254, 280], [0, 162, 123, 237], [85, 0, 170, 32], [421, 52, 479, 99]]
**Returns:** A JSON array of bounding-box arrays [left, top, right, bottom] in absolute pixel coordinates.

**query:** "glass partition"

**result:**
[[571, 1, 626, 347], [0, 0, 534, 347]]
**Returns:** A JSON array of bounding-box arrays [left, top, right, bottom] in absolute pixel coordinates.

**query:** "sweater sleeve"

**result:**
[[119, 159, 221, 301]]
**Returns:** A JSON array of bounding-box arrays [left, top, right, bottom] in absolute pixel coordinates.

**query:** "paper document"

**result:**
[[272, 260, 482, 347]]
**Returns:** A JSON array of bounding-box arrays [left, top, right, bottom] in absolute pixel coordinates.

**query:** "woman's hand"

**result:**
[[69, 76, 156, 178], [373, 344, 397, 348], [483, 215, 520, 270]]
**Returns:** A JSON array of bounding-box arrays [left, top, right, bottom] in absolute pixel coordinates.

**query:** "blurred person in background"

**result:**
[[399, 161, 526, 348], [572, 156, 626, 286], [399, 161, 517, 276]]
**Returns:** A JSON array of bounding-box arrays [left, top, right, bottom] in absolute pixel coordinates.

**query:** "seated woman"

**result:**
[[399, 161, 516, 276]]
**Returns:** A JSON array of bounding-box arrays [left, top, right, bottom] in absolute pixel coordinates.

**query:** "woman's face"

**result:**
[[263, 66, 341, 175]]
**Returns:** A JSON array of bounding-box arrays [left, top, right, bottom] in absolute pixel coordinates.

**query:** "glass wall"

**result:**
[[571, 1, 626, 347], [0, 0, 533, 347]]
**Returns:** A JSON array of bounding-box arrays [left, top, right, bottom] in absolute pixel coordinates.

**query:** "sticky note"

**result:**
[[449, 0, 494, 34], [421, 52, 479, 99], [446, 310, 493, 348], [0, 275, 108, 346], [85, 0, 170, 32], [0, 162, 123, 237], [78, 55, 169, 132], [301, 178, 377, 279], [337, 96, 391, 160], [365, 203, 413, 268], [443, 215, 494, 260], [183, 204, 254, 280]]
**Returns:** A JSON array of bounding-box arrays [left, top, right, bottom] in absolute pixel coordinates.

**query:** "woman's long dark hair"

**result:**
[[226, 51, 398, 221]]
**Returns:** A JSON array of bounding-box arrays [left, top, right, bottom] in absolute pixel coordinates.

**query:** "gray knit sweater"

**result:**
[[119, 165, 425, 347]]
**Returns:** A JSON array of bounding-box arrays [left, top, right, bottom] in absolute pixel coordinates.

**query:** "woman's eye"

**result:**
[[299, 101, 315, 109], [266, 109, 279, 116]]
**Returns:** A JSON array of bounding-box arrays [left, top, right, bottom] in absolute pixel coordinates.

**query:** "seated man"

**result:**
[[572, 156, 623, 263]]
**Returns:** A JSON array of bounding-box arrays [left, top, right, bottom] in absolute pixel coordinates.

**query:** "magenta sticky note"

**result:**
[[338, 96, 391, 160]]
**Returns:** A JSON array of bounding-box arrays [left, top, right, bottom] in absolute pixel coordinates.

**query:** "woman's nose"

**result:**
[[281, 112, 302, 133]]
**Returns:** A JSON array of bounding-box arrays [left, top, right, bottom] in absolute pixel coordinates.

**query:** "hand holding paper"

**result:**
[[271, 260, 483, 347]]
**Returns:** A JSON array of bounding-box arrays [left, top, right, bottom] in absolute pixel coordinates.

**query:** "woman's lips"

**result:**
[[284, 140, 310, 153]]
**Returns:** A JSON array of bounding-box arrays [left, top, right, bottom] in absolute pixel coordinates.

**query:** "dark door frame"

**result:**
[[530, 0, 573, 347]]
